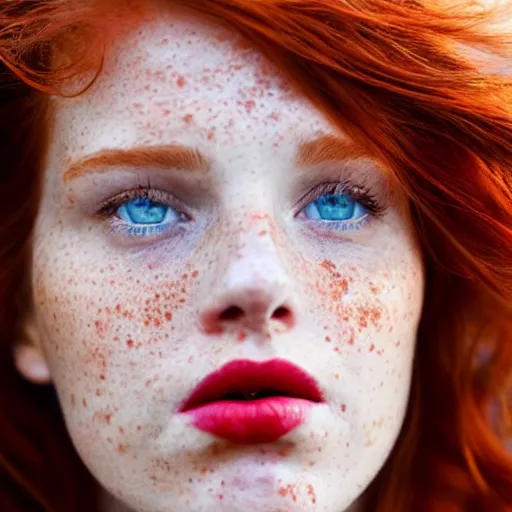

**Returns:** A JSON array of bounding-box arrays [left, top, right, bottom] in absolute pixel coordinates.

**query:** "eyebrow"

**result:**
[[63, 144, 210, 183], [63, 134, 366, 183], [296, 134, 367, 168]]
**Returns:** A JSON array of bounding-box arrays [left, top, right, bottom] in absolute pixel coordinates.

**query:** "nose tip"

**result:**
[[201, 288, 296, 334]]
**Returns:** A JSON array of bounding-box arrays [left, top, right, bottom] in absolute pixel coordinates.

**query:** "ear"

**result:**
[[13, 312, 51, 385]]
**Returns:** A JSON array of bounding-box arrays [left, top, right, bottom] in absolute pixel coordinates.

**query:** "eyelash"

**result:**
[[297, 181, 385, 217], [95, 180, 385, 238], [96, 187, 188, 237], [96, 188, 179, 218]]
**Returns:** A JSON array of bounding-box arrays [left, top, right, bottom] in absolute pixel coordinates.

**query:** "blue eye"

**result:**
[[303, 192, 368, 222], [115, 197, 182, 237], [117, 198, 174, 225]]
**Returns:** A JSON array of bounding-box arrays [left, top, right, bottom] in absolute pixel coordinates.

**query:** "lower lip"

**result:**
[[185, 397, 314, 444]]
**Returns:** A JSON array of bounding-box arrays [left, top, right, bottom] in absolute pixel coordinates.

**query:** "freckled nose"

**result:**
[[200, 273, 296, 335]]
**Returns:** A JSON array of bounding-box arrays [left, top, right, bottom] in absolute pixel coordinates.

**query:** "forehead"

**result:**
[[51, 9, 335, 164]]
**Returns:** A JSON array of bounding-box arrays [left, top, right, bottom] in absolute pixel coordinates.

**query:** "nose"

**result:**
[[199, 235, 297, 336]]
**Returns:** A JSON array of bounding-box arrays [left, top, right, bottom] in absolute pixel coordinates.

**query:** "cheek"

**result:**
[[32, 250, 202, 399], [304, 258, 423, 354]]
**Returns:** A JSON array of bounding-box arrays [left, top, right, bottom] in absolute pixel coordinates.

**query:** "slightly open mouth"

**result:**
[[180, 359, 324, 412], [219, 389, 302, 402]]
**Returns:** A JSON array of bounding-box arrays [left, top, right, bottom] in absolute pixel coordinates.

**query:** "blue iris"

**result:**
[[303, 193, 367, 221], [117, 198, 172, 225]]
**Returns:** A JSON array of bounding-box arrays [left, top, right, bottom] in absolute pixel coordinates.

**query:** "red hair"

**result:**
[[0, 1, 511, 510]]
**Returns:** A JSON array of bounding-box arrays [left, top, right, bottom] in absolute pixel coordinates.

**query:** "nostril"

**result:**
[[272, 306, 294, 328], [273, 306, 288, 319], [219, 305, 244, 322]]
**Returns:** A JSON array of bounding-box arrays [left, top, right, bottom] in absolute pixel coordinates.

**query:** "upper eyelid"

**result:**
[[93, 178, 386, 221], [96, 187, 182, 218], [296, 181, 385, 215]]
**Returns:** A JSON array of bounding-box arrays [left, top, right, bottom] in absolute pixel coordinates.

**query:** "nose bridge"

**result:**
[[227, 210, 291, 290], [200, 213, 296, 334]]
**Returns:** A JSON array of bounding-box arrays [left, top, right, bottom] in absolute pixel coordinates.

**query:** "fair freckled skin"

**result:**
[[21, 7, 424, 512]]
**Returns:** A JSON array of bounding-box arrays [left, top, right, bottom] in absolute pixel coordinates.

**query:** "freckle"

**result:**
[[116, 443, 129, 454], [119, 427, 125, 434], [244, 100, 256, 113], [237, 330, 247, 341], [278, 484, 297, 501], [176, 76, 186, 87], [325, 336, 331, 343], [369, 344, 375, 352], [137, 425, 142, 431], [307, 484, 317, 504], [341, 404, 347, 412], [395, 340, 401, 347], [165, 312, 172, 321], [82, 398, 87, 407], [183, 113, 193, 123], [258, 229, 267, 236], [217, 494, 224, 500], [191, 270, 199, 278], [277, 445, 293, 457], [320, 259, 336, 272]]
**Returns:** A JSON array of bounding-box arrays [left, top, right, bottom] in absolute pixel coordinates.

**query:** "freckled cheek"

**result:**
[[302, 263, 388, 334], [34, 260, 202, 375], [298, 257, 422, 359]]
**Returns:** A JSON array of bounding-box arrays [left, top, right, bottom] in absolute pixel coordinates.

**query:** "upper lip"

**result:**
[[179, 358, 324, 412]]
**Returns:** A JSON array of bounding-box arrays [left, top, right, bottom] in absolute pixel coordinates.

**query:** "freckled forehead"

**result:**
[[106, 12, 293, 100], [51, 10, 335, 168]]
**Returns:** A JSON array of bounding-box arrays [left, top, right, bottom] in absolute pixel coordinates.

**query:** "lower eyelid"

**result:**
[[302, 214, 373, 234], [105, 215, 182, 239]]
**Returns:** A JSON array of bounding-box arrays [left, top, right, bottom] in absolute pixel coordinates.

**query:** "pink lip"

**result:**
[[179, 359, 324, 445]]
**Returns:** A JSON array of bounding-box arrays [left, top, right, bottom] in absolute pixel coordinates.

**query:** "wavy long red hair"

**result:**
[[0, 1, 511, 511]]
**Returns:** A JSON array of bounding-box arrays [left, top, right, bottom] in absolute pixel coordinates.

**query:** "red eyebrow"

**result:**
[[63, 144, 209, 182]]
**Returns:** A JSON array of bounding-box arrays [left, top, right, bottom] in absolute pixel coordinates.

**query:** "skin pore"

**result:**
[[18, 6, 425, 512]]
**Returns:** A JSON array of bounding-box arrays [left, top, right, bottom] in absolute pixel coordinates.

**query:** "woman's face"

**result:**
[[31, 9, 424, 512]]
